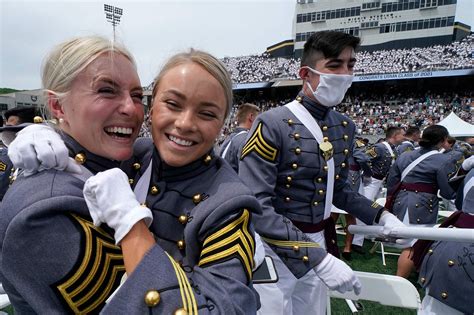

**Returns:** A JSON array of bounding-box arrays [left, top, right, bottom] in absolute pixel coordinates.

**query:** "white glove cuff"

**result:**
[[113, 205, 153, 245], [314, 254, 332, 273]]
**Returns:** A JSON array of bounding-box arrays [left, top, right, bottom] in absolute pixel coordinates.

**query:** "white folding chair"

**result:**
[[327, 271, 422, 314]]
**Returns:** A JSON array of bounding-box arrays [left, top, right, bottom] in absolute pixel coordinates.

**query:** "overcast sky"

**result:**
[[1, 0, 473, 90]]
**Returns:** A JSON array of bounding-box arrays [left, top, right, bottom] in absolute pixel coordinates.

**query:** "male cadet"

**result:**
[[396, 126, 420, 156], [219, 103, 259, 172], [239, 31, 407, 315], [0, 107, 38, 200], [363, 126, 404, 201]]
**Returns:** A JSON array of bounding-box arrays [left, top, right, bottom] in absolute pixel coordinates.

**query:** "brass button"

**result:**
[[323, 165, 328, 171], [74, 153, 86, 164], [133, 163, 141, 170], [415, 190, 418, 194], [294, 133, 300, 140], [144, 290, 161, 307], [33, 116, 43, 123], [129, 179, 134, 185], [429, 210, 433, 213], [322, 126, 328, 131], [292, 163, 298, 170], [448, 260, 455, 266], [296, 96, 302, 102], [343, 135, 349, 141], [203, 155, 212, 164], [415, 204, 418, 208], [285, 197, 291, 202], [318, 189, 325, 195], [295, 147, 301, 155], [177, 240, 185, 250], [313, 201, 319, 206], [317, 177, 323, 183], [342, 121, 348, 127], [323, 136, 329, 142], [286, 176, 292, 183], [343, 149, 349, 155], [331, 239, 336, 244], [141, 203, 147, 207], [302, 255, 309, 262], [285, 184, 291, 188], [288, 119, 294, 125], [428, 249, 433, 254], [335, 174, 340, 180], [441, 292, 448, 299], [416, 218, 421, 223], [174, 308, 188, 315], [293, 245, 300, 252], [193, 193, 202, 204], [341, 163, 346, 168], [150, 186, 159, 195], [178, 215, 188, 224], [420, 277, 425, 283]]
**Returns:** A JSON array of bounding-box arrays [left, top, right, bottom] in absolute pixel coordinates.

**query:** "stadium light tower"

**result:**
[[104, 4, 123, 41]]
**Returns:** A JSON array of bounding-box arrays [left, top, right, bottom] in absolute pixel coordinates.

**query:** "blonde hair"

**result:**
[[236, 103, 259, 124], [152, 49, 233, 119], [41, 35, 136, 118]]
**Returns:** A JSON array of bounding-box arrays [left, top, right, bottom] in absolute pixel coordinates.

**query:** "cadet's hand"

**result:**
[[314, 254, 362, 295], [83, 168, 153, 244], [462, 156, 474, 171], [378, 211, 411, 246], [8, 124, 81, 176]]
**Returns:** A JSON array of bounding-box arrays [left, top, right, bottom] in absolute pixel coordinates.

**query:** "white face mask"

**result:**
[[304, 66, 353, 107]]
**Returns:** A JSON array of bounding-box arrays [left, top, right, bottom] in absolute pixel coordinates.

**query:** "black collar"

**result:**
[[297, 91, 330, 121]]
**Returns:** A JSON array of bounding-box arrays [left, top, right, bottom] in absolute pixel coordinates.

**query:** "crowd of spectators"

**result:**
[[221, 34, 474, 83]]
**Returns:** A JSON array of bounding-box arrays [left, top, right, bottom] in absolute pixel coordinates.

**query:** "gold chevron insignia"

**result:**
[[199, 209, 255, 280], [240, 122, 278, 162], [0, 162, 6, 172], [366, 147, 377, 158], [355, 140, 365, 148], [261, 237, 320, 248], [53, 214, 125, 314], [166, 252, 198, 315]]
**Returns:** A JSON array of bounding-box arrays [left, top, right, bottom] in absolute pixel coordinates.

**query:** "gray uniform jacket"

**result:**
[[387, 147, 456, 224], [0, 135, 125, 314], [396, 140, 415, 157], [218, 127, 249, 173], [239, 94, 383, 278], [0, 148, 13, 200], [105, 138, 259, 314], [366, 142, 396, 180], [348, 140, 371, 192]]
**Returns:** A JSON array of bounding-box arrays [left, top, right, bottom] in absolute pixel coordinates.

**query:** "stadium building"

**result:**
[[293, 0, 470, 56]]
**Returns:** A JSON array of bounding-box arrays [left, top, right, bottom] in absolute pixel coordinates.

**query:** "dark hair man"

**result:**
[[396, 126, 420, 156]]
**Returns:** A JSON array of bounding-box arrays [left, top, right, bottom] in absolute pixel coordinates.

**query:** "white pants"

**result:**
[[256, 232, 328, 315], [420, 289, 463, 315]]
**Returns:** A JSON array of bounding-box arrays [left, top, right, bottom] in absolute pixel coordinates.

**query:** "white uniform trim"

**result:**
[[382, 141, 395, 165], [286, 101, 334, 220], [463, 176, 474, 204], [401, 150, 440, 181]]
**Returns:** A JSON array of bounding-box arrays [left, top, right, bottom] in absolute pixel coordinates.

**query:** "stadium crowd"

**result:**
[[221, 34, 474, 83]]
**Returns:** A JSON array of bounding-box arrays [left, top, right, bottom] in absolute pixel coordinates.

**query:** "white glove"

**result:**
[[314, 254, 362, 295], [8, 124, 81, 176], [378, 211, 411, 246], [83, 168, 153, 244], [462, 156, 474, 171]]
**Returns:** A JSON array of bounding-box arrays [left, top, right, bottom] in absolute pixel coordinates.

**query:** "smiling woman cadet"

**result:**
[[6, 49, 261, 314], [0, 36, 146, 313]]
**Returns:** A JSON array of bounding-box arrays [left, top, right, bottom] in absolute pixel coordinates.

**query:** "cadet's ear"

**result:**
[[48, 92, 64, 120], [299, 67, 310, 81]]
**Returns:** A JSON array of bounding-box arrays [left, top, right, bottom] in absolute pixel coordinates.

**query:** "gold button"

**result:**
[[295, 147, 301, 155], [144, 290, 161, 307], [343, 135, 349, 141], [296, 96, 302, 102], [287, 176, 292, 183], [341, 163, 346, 168], [203, 155, 212, 164], [33, 116, 43, 123], [302, 255, 309, 262], [323, 165, 328, 171], [420, 277, 426, 283], [193, 194, 202, 204], [343, 149, 349, 155], [416, 218, 421, 223], [294, 133, 300, 140], [150, 186, 159, 195], [74, 153, 86, 164], [293, 245, 300, 252], [323, 136, 329, 142], [288, 119, 294, 125], [141, 203, 147, 207], [318, 189, 325, 195], [342, 121, 348, 127], [292, 163, 298, 170], [335, 174, 340, 180], [177, 240, 185, 250], [415, 204, 418, 208], [129, 179, 134, 185], [313, 201, 319, 206], [178, 215, 188, 224], [133, 163, 141, 170], [285, 184, 291, 188], [415, 190, 418, 194], [285, 197, 291, 202], [174, 308, 188, 315], [322, 126, 328, 131], [428, 249, 433, 254], [448, 260, 455, 266], [441, 292, 448, 299], [429, 210, 433, 213], [317, 177, 323, 183], [331, 239, 336, 244], [398, 202, 401, 205]]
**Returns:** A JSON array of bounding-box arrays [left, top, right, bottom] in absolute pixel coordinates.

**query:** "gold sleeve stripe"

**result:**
[[241, 122, 278, 162], [166, 253, 197, 315], [261, 237, 320, 248], [199, 209, 255, 280], [55, 214, 125, 314]]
